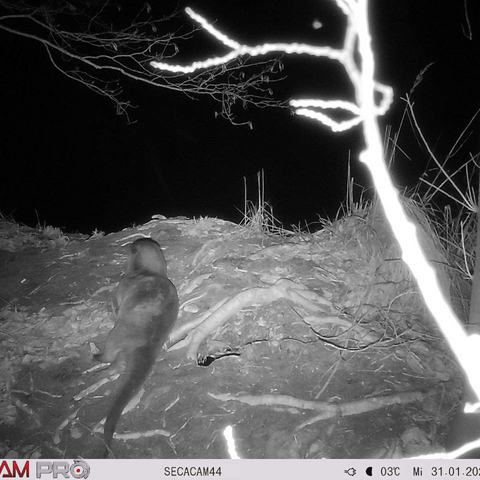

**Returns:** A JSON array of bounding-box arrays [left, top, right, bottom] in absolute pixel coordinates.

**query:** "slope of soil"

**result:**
[[0, 215, 463, 458]]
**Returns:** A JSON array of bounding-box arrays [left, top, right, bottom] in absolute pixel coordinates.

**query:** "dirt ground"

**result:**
[[0, 214, 465, 459]]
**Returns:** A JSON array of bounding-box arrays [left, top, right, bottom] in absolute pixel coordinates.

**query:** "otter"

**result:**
[[95, 237, 179, 457]]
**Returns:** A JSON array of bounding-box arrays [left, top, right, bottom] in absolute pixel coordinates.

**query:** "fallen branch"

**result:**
[[209, 392, 338, 412], [296, 389, 436, 429], [208, 388, 437, 430], [169, 298, 229, 350], [303, 314, 379, 344], [186, 279, 331, 360], [114, 429, 170, 441]]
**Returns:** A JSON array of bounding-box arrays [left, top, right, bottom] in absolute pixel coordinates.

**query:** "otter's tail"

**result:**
[[102, 345, 156, 458]]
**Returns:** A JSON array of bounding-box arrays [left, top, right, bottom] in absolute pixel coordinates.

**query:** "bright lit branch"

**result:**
[[151, 0, 480, 444], [150, 6, 392, 132]]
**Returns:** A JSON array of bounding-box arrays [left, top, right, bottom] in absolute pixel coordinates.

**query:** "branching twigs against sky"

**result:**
[[152, 6, 393, 132], [0, 1, 284, 123], [152, 1, 480, 431]]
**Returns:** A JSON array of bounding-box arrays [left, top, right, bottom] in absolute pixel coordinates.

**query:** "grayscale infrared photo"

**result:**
[[1, 0, 480, 472]]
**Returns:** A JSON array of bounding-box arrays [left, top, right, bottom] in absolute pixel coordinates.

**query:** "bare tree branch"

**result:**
[[0, 0, 287, 124]]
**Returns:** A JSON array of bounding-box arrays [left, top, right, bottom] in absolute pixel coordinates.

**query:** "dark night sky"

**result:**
[[1, 0, 479, 234]]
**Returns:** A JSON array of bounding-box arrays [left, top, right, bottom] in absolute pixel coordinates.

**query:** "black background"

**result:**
[[1, 0, 479, 234]]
